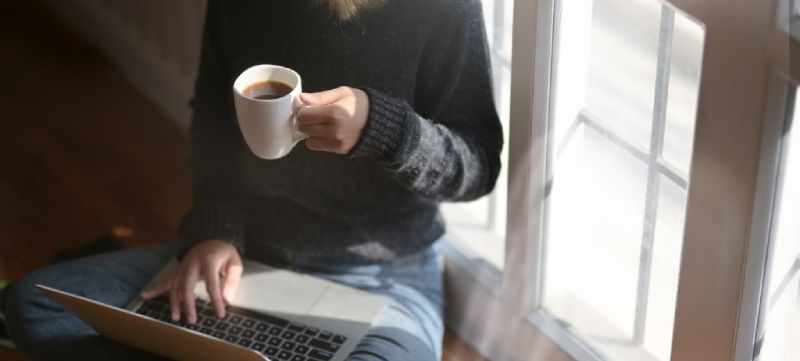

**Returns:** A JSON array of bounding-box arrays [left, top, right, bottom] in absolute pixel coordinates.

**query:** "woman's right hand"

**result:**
[[140, 239, 243, 324]]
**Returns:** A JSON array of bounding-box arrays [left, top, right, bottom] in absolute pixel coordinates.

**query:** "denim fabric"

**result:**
[[3, 242, 444, 361]]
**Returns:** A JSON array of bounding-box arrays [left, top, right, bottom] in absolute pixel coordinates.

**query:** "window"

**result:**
[[442, 0, 789, 360], [777, 0, 800, 42], [733, 6, 800, 361], [532, 1, 704, 360], [755, 86, 800, 361], [739, 82, 800, 361]]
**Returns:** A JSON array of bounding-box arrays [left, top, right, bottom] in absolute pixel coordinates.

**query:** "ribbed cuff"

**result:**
[[349, 87, 418, 164], [177, 205, 246, 260]]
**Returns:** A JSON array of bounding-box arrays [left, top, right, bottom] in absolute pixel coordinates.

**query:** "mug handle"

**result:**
[[291, 96, 310, 144]]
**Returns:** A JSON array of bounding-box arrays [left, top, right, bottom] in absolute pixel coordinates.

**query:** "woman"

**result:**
[[4, 0, 502, 360]]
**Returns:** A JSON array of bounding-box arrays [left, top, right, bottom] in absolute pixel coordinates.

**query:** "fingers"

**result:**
[[203, 261, 226, 318], [296, 104, 354, 154], [295, 86, 367, 155], [297, 122, 331, 137], [300, 87, 349, 106], [169, 271, 182, 322], [181, 263, 200, 324], [296, 86, 353, 127], [143, 240, 242, 323], [296, 104, 350, 126], [141, 269, 183, 322], [305, 138, 346, 153], [221, 259, 243, 304]]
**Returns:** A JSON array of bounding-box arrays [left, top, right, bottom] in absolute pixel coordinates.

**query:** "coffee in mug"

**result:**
[[243, 80, 294, 100], [233, 65, 308, 159]]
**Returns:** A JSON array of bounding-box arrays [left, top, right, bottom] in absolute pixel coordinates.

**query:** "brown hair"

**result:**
[[315, 0, 386, 20]]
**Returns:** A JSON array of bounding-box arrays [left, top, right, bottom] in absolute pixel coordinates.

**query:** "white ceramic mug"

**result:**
[[233, 65, 308, 159]]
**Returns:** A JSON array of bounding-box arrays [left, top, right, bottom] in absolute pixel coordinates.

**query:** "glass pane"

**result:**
[[643, 175, 686, 361], [541, 0, 705, 360], [583, 0, 661, 151], [544, 124, 648, 339], [757, 90, 800, 361], [663, 14, 704, 176]]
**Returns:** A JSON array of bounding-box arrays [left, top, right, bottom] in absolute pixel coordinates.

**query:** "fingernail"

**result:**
[[171, 312, 179, 322]]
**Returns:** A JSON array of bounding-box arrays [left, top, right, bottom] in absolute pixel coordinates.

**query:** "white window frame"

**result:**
[[735, 72, 796, 361], [442, 0, 795, 360]]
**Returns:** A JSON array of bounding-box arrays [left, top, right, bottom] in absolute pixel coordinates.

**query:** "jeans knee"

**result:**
[[6, 266, 62, 315], [3, 269, 58, 346], [9, 269, 41, 305], [349, 327, 439, 361]]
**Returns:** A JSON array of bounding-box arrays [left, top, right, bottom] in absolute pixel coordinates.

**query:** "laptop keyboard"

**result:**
[[135, 296, 348, 361]]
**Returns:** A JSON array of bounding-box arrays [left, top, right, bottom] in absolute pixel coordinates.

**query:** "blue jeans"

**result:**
[[4, 242, 444, 361]]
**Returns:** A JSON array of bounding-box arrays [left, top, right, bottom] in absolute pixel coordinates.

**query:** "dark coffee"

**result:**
[[244, 80, 293, 100]]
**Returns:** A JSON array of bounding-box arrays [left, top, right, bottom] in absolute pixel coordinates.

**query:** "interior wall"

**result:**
[[44, 0, 207, 130]]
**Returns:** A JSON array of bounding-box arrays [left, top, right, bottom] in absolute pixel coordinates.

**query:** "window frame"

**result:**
[[443, 0, 791, 360], [526, 6, 698, 360], [735, 73, 798, 361]]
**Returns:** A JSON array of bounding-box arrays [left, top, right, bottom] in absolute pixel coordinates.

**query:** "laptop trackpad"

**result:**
[[193, 259, 384, 325]]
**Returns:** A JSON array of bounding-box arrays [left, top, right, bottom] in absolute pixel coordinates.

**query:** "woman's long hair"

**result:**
[[316, 0, 386, 20]]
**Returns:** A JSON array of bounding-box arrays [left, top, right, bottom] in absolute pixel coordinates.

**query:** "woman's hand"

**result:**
[[140, 239, 242, 324], [297, 86, 369, 155]]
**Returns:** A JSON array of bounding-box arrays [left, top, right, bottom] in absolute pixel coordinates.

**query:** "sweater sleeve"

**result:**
[[177, 0, 246, 259], [350, 0, 503, 202]]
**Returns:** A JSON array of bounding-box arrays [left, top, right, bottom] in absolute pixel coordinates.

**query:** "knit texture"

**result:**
[[178, 0, 503, 263], [349, 87, 413, 162]]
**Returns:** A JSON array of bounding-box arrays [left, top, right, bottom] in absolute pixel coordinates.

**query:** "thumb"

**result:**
[[300, 87, 348, 106], [140, 277, 172, 299], [221, 259, 243, 303]]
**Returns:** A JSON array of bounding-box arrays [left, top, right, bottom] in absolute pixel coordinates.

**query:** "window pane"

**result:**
[[757, 90, 800, 361], [540, 0, 705, 360], [583, 0, 661, 151], [663, 14, 704, 176], [544, 124, 648, 339], [643, 174, 686, 360]]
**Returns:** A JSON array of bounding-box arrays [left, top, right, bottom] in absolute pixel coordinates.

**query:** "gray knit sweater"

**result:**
[[177, 0, 503, 263]]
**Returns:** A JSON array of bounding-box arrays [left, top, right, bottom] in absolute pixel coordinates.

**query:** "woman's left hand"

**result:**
[[296, 86, 369, 155]]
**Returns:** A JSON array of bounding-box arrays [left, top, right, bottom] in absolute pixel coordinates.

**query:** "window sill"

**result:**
[[440, 234, 504, 297]]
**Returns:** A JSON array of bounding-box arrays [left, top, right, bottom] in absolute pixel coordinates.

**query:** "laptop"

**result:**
[[36, 258, 388, 361]]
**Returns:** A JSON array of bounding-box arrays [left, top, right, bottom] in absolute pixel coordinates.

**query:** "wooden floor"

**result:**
[[0, 1, 487, 360]]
